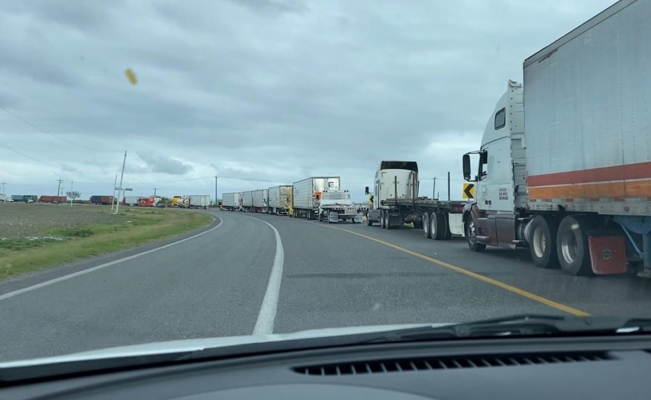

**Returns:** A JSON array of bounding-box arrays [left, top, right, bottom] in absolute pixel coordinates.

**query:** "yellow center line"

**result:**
[[331, 226, 590, 317]]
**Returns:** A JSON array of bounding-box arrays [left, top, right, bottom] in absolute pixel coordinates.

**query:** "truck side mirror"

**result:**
[[364, 186, 369, 195], [462, 154, 472, 181]]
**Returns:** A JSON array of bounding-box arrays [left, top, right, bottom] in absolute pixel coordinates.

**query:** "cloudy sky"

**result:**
[[0, 0, 615, 201]]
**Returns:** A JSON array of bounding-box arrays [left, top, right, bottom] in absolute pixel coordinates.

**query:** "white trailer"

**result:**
[[188, 195, 210, 209], [123, 196, 141, 206], [241, 190, 254, 211], [292, 177, 340, 219], [268, 185, 292, 215], [252, 189, 269, 213], [222, 192, 241, 211], [462, 0, 651, 277]]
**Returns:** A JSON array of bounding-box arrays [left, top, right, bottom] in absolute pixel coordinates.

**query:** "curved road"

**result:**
[[1, 210, 650, 361]]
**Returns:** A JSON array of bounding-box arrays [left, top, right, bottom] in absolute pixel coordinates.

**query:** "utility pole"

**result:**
[[432, 178, 436, 199], [154, 188, 157, 197], [447, 171, 451, 201], [1, 182, 5, 196], [70, 181, 73, 207], [111, 174, 117, 210], [215, 176, 219, 205], [114, 151, 127, 215], [57, 179, 63, 197]]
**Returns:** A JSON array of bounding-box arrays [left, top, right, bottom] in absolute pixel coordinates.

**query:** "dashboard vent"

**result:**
[[293, 352, 611, 376]]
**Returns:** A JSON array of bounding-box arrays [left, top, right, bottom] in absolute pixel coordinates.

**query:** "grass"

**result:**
[[0, 209, 212, 281]]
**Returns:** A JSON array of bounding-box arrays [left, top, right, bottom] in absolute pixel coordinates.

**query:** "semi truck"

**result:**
[[38, 195, 67, 203], [291, 177, 340, 219], [317, 189, 363, 223], [461, 0, 651, 277], [365, 161, 466, 237], [12, 195, 37, 203], [89, 195, 114, 205], [268, 185, 292, 215], [138, 196, 162, 207], [222, 192, 243, 211], [241, 191, 254, 212]]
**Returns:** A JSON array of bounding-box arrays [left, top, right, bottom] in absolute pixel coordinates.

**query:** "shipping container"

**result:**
[[13, 195, 37, 203], [292, 177, 340, 219], [268, 185, 292, 215]]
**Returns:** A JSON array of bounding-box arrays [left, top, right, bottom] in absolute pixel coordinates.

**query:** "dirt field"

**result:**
[[0, 203, 130, 238]]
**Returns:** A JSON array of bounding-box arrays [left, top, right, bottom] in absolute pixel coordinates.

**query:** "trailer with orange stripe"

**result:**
[[461, 0, 651, 277]]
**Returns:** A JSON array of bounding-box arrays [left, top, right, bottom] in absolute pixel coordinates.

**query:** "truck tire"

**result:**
[[422, 213, 431, 238], [430, 212, 446, 240], [465, 214, 486, 252], [556, 215, 593, 276], [528, 215, 560, 269], [367, 213, 373, 226]]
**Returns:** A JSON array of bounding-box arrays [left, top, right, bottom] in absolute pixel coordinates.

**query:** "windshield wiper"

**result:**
[[357, 314, 651, 344]]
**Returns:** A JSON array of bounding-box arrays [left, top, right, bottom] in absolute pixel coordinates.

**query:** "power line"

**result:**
[[0, 104, 115, 153], [0, 141, 61, 169]]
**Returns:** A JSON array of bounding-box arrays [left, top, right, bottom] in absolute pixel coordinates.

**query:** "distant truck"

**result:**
[[268, 186, 292, 215], [138, 196, 162, 207], [222, 192, 243, 211], [365, 161, 466, 237], [317, 189, 363, 223], [90, 195, 114, 205], [188, 195, 210, 209], [12, 195, 37, 203], [241, 191, 254, 212], [38, 195, 67, 203], [461, 0, 651, 277], [123, 196, 143, 206], [292, 176, 340, 219], [172, 196, 184, 207]]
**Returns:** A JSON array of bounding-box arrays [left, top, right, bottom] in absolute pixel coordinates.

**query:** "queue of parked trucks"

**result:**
[[222, 177, 366, 223], [223, 0, 651, 279]]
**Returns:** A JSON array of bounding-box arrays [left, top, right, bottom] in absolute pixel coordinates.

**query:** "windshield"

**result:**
[[1, 0, 650, 365]]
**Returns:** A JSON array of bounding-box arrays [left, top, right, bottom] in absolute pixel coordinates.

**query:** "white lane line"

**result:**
[[0, 216, 223, 302], [250, 217, 284, 335]]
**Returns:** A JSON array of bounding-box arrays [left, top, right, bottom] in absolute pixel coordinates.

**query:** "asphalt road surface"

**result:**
[[2, 210, 651, 362]]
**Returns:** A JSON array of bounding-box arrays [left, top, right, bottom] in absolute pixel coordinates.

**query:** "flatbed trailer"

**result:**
[[365, 163, 467, 239]]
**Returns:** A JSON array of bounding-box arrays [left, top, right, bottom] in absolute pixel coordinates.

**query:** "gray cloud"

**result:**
[[0, 0, 615, 200], [138, 153, 194, 175]]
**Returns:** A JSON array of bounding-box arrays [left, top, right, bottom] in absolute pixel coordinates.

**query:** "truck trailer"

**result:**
[[123, 196, 142, 206], [222, 192, 242, 211], [38, 195, 67, 203], [90, 196, 114, 205], [251, 189, 268, 213], [461, 0, 651, 277], [188, 195, 210, 209], [292, 177, 340, 219], [365, 161, 466, 237], [268, 185, 292, 215], [241, 191, 254, 212]]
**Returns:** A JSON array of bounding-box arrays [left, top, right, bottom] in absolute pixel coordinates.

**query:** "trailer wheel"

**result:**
[[431, 212, 446, 240], [422, 213, 431, 238], [465, 215, 486, 252], [528, 215, 560, 269], [557, 215, 593, 276]]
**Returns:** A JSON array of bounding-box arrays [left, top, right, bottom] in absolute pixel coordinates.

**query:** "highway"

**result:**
[[2, 210, 651, 362]]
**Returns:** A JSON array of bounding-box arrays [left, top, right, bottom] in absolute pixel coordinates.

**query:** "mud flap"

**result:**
[[588, 236, 627, 275]]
